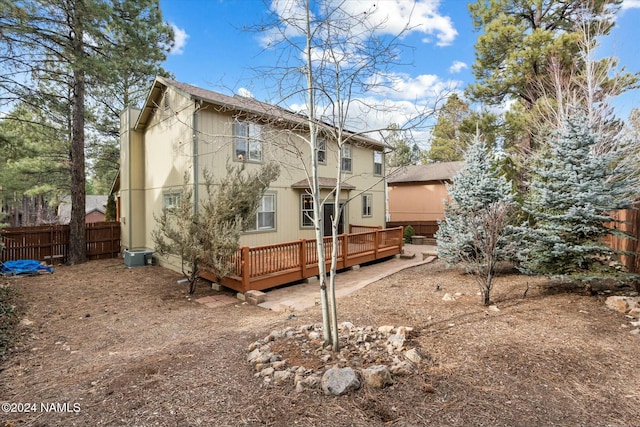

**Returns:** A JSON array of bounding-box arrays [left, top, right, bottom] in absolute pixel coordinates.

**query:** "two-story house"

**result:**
[[118, 77, 400, 291]]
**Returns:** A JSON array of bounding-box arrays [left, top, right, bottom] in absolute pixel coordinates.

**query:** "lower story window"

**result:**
[[163, 191, 182, 210], [301, 194, 314, 227], [247, 193, 276, 231], [362, 194, 372, 217]]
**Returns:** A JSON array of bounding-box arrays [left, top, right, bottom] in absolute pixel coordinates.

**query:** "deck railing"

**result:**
[[201, 226, 403, 293]]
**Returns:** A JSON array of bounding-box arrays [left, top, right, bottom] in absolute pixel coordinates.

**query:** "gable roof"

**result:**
[[136, 76, 387, 149], [387, 161, 465, 184]]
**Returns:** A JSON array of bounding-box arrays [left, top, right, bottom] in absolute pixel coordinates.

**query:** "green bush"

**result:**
[[403, 225, 415, 243]]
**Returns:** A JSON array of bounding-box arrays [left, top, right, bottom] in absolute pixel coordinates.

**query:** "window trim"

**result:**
[[245, 191, 276, 233], [318, 137, 327, 165], [362, 193, 373, 218], [301, 194, 315, 228], [233, 119, 263, 163], [373, 150, 383, 176], [341, 144, 352, 173], [162, 190, 182, 211]]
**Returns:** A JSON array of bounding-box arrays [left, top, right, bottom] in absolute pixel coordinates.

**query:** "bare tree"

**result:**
[[252, 0, 445, 350], [152, 163, 280, 294]]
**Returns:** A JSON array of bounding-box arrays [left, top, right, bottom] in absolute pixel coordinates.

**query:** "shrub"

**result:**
[[403, 225, 415, 243]]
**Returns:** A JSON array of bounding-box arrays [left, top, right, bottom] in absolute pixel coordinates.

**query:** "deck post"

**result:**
[[241, 246, 250, 292], [300, 239, 307, 279], [374, 229, 379, 259], [341, 233, 348, 269]]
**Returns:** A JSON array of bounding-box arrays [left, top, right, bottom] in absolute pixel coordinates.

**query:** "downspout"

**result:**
[[193, 100, 200, 215], [127, 108, 133, 249]]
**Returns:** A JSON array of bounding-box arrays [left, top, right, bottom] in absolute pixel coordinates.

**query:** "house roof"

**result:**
[[136, 76, 387, 149], [57, 195, 108, 224], [291, 177, 356, 190], [387, 161, 465, 184]]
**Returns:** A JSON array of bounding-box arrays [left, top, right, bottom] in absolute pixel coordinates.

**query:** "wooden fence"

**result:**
[[606, 209, 640, 274], [201, 226, 404, 293], [1, 222, 121, 264], [387, 221, 439, 239]]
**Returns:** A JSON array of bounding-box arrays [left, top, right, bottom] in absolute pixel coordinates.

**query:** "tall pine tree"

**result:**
[[436, 134, 516, 305], [517, 113, 635, 289]]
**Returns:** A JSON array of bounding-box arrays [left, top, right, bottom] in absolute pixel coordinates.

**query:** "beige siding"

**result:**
[[121, 80, 388, 274]]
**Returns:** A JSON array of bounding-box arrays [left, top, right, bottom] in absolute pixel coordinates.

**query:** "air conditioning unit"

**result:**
[[124, 249, 154, 267]]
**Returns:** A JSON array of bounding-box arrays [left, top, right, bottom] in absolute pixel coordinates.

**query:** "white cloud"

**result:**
[[266, 0, 457, 47], [339, 0, 458, 47], [449, 60, 467, 73], [237, 87, 254, 98], [368, 72, 462, 101], [622, 0, 640, 9], [170, 24, 189, 55]]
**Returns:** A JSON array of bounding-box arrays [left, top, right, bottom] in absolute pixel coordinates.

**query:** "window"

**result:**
[[233, 120, 262, 162], [318, 138, 326, 164], [247, 193, 276, 231], [301, 194, 314, 227], [362, 194, 372, 217], [341, 144, 352, 172], [163, 191, 181, 210], [373, 151, 383, 176]]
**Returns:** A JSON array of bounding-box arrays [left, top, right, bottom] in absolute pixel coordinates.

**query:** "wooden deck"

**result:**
[[199, 226, 403, 293]]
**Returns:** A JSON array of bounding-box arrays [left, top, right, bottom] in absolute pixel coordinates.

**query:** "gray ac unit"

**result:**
[[124, 249, 153, 267]]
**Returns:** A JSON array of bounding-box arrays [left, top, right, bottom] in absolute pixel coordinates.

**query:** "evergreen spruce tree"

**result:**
[[517, 113, 634, 290], [436, 134, 517, 305]]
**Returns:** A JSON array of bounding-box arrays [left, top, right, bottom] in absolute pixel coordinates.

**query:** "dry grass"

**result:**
[[0, 258, 638, 426]]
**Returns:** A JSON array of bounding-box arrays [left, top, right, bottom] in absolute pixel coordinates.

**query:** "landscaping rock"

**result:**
[[361, 365, 393, 389], [321, 367, 361, 395], [387, 333, 405, 350], [606, 296, 630, 313], [442, 293, 456, 302], [404, 348, 423, 364], [272, 370, 293, 385]]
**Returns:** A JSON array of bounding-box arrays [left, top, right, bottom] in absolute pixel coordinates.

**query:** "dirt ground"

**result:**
[[1, 258, 639, 427]]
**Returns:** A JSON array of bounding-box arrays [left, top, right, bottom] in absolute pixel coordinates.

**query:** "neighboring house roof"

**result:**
[[291, 177, 356, 190], [387, 161, 465, 184], [58, 195, 108, 224], [137, 76, 387, 150]]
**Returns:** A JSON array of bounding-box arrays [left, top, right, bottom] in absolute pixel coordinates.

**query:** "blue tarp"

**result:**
[[1, 260, 54, 275]]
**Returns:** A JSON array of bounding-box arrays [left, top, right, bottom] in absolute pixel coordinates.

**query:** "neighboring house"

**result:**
[[118, 77, 389, 274], [386, 161, 464, 236], [57, 195, 108, 224]]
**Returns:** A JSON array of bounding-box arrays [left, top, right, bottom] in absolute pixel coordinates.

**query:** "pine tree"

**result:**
[[517, 113, 634, 289], [436, 134, 516, 305]]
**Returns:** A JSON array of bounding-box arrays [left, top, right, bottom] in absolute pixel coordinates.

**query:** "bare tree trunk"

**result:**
[[303, 2, 331, 344]]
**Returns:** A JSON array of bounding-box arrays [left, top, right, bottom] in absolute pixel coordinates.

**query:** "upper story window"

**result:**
[[318, 138, 326, 164], [341, 144, 352, 173], [233, 120, 263, 162], [374, 150, 383, 176]]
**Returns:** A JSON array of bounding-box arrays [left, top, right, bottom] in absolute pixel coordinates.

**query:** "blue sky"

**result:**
[[159, 0, 640, 141]]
